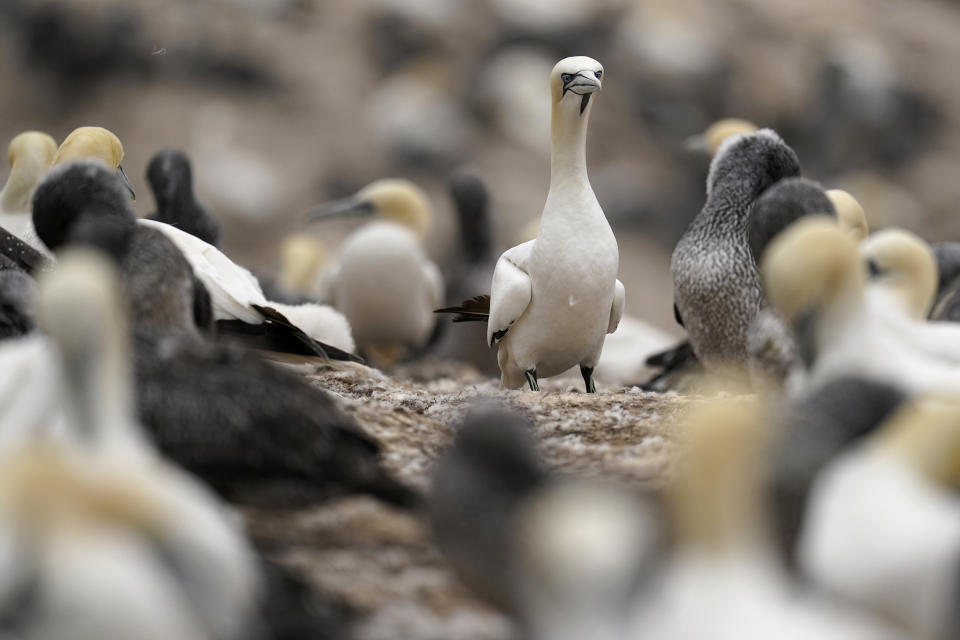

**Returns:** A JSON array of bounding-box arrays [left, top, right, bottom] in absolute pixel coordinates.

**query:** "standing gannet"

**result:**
[[761, 217, 960, 395], [0, 249, 260, 640], [146, 149, 221, 246], [306, 178, 443, 363], [797, 396, 960, 639], [0, 131, 57, 253], [671, 129, 800, 372], [439, 56, 622, 392]]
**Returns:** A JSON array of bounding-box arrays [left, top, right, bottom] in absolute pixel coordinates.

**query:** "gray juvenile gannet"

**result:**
[[440, 56, 623, 392], [671, 129, 800, 372], [0, 131, 57, 253], [146, 149, 221, 246], [306, 178, 443, 364]]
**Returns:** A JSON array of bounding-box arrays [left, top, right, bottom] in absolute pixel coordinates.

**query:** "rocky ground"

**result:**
[[244, 361, 701, 640]]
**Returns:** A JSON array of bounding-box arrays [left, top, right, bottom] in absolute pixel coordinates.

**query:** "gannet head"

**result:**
[[706, 128, 800, 199], [761, 217, 865, 368], [684, 118, 758, 155], [872, 395, 960, 487], [279, 234, 328, 295], [826, 189, 869, 241], [550, 56, 603, 116], [861, 228, 937, 321], [146, 149, 192, 207], [306, 178, 432, 236], [669, 396, 768, 553], [748, 177, 836, 264], [37, 247, 133, 446], [32, 160, 137, 252], [53, 126, 136, 200], [7, 131, 58, 172]]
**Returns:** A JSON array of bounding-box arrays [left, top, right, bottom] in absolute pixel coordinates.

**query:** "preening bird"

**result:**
[[437, 56, 623, 392], [146, 149, 222, 246], [0, 130, 57, 254], [0, 249, 260, 640], [307, 177, 443, 364]]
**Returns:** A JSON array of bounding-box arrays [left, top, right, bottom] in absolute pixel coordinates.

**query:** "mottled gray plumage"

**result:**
[[0, 269, 36, 339], [146, 150, 221, 247], [769, 376, 907, 565], [748, 177, 836, 265], [671, 130, 801, 370], [429, 404, 546, 611], [930, 242, 960, 321]]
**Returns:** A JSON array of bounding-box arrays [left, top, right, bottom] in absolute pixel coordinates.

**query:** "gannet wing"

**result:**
[[139, 219, 266, 323], [608, 279, 625, 333], [487, 240, 533, 346]]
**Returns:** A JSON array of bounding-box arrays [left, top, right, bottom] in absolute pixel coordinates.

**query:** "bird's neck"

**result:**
[[549, 101, 592, 190], [1, 154, 49, 213]]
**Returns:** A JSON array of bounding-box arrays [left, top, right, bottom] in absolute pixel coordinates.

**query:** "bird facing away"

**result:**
[[0, 248, 260, 640], [826, 189, 869, 242], [306, 178, 443, 364], [671, 129, 801, 372], [0, 131, 57, 253], [438, 56, 623, 393], [797, 395, 960, 640], [146, 149, 221, 247], [50, 125, 136, 199]]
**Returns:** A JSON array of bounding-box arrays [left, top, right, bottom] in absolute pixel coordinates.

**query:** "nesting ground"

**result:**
[[244, 361, 699, 640]]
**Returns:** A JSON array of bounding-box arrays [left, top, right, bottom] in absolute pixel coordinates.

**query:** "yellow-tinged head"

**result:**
[[279, 234, 328, 295], [861, 228, 937, 320], [669, 396, 770, 551], [686, 118, 759, 156], [8, 131, 57, 169], [549, 56, 603, 110], [826, 189, 869, 241], [306, 178, 433, 236], [52, 126, 135, 200], [872, 395, 960, 487], [761, 216, 865, 324]]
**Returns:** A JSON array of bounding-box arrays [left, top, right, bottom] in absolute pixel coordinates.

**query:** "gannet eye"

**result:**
[[594, 70, 602, 79], [561, 73, 574, 84], [867, 258, 883, 277]]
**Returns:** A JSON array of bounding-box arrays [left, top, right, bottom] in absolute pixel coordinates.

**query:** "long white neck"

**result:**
[[549, 100, 592, 191], [0, 152, 50, 213]]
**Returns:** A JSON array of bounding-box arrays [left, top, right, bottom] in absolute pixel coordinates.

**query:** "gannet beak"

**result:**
[[564, 76, 601, 96], [683, 133, 709, 153], [305, 196, 375, 222], [792, 307, 818, 370], [117, 165, 136, 201]]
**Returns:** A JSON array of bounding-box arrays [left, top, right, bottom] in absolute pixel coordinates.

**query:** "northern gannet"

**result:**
[[307, 178, 443, 364], [761, 217, 960, 395], [439, 56, 622, 392], [146, 149, 221, 246], [0, 131, 57, 253], [671, 128, 800, 372], [33, 131, 358, 359], [0, 249, 260, 640], [632, 397, 898, 640], [797, 395, 960, 639]]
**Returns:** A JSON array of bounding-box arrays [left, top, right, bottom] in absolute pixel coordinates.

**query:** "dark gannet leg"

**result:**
[[580, 366, 596, 393], [524, 369, 539, 391]]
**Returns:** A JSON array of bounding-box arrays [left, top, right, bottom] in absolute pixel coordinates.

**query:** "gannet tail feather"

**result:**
[[216, 304, 364, 363], [435, 294, 491, 323]]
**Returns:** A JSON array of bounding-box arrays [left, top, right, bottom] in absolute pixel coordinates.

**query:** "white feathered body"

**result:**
[[493, 182, 621, 387], [330, 221, 443, 351]]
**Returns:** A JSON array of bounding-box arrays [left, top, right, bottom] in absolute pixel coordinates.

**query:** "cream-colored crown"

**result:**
[[861, 228, 937, 320], [52, 126, 125, 169], [827, 189, 869, 241], [358, 178, 433, 235]]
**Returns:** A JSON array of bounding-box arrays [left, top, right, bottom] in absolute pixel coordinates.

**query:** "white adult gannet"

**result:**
[[306, 178, 443, 363], [0, 131, 57, 253], [0, 249, 260, 640], [761, 217, 960, 395], [440, 56, 622, 392], [797, 395, 960, 639]]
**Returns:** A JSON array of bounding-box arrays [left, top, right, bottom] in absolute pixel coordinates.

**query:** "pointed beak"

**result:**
[[683, 133, 709, 153], [117, 165, 136, 201], [565, 77, 601, 95], [305, 196, 375, 222]]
